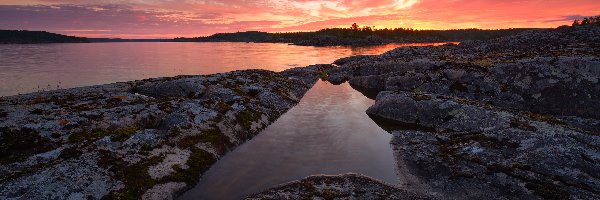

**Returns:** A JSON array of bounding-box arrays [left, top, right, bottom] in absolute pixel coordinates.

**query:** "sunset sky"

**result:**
[[1, 0, 599, 38]]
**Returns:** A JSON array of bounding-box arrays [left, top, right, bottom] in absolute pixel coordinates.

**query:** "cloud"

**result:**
[[1, 0, 599, 38]]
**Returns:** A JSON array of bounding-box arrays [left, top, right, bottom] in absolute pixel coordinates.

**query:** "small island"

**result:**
[[0, 30, 89, 44]]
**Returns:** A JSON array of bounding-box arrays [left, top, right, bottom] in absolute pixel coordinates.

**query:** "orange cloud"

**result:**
[[0, 0, 599, 38]]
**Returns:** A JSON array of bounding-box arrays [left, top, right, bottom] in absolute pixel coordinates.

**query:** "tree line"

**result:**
[[173, 24, 535, 44], [572, 16, 600, 26], [0, 30, 89, 44]]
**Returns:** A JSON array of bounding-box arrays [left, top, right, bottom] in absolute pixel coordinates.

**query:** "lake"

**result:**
[[0, 42, 448, 97], [1, 41, 448, 199]]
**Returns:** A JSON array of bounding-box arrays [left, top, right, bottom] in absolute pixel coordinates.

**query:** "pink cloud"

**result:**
[[1, 0, 599, 38]]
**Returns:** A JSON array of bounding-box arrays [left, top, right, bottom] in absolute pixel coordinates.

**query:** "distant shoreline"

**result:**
[[1, 28, 541, 46]]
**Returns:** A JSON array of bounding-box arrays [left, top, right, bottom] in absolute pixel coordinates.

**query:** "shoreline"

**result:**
[[0, 65, 333, 199], [252, 25, 600, 199], [0, 25, 599, 199]]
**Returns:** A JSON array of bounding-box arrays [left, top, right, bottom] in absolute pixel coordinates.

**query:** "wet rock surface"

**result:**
[[247, 174, 432, 200], [0, 65, 333, 199], [311, 26, 600, 199]]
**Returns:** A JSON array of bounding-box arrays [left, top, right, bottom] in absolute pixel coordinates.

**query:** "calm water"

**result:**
[[1, 42, 449, 199], [179, 81, 398, 200], [0, 42, 446, 97]]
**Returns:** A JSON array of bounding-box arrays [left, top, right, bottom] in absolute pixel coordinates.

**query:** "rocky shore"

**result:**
[[252, 26, 600, 199], [0, 65, 333, 199], [1, 25, 599, 200]]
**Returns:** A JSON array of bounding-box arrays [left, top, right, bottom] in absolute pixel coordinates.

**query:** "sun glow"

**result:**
[[1, 0, 599, 38]]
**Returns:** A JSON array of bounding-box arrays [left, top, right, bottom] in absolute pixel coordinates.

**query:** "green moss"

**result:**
[[68, 129, 109, 143], [178, 128, 231, 154], [274, 87, 294, 102], [223, 82, 247, 96], [0, 128, 57, 164], [111, 127, 139, 142], [160, 148, 216, 185], [319, 71, 329, 80], [106, 155, 164, 200], [237, 108, 262, 130]]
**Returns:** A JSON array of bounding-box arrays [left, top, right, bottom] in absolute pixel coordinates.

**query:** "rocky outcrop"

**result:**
[[327, 26, 600, 131], [368, 92, 599, 199], [313, 25, 600, 199], [0, 65, 333, 199], [247, 173, 432, 200]]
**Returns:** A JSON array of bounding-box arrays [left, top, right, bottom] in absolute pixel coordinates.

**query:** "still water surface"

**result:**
[[0, 42, 444, 96], [180, 81, 398, 200], [1, 42, 447, 199]]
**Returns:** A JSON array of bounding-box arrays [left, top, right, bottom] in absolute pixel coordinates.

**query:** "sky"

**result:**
[[1, 0, 599, 38]]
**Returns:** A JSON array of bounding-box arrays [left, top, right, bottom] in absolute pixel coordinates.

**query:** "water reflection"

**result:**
[[0, 42, 449, 96], [179, 81, 398, 200]]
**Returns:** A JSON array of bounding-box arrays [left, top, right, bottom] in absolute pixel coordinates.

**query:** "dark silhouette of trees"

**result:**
[[571, 16, 600, 26], [172, 23, 536, 45], [0, 30, 89, 44]]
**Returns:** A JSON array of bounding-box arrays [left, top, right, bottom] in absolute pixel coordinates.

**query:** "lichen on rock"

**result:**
[[0, 65, 334, 199]]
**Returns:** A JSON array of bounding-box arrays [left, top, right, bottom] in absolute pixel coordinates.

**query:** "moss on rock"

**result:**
[[237, 108, 262, 130], [0, 128, 56, 164]]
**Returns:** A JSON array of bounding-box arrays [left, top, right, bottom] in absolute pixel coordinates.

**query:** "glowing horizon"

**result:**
[[1, 0, 599, 39]]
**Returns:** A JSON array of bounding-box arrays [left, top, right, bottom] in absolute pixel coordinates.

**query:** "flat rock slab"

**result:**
[[0, 65, 333, 199]]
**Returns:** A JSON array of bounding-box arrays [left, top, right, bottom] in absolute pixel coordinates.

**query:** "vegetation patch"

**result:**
[[106, 155, 164, 200], [237, 108, 262, 130], [223, 82, 247, 96], [160, 148, 216, 185], [319, 71, 329, 80], [103, 147, 216, 199], [0, 128, 56, 164], [274, 87, 294, 102], [69, 129, 110, 143], [110, 127, 139, 142], [177, 128, 231, 154]]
